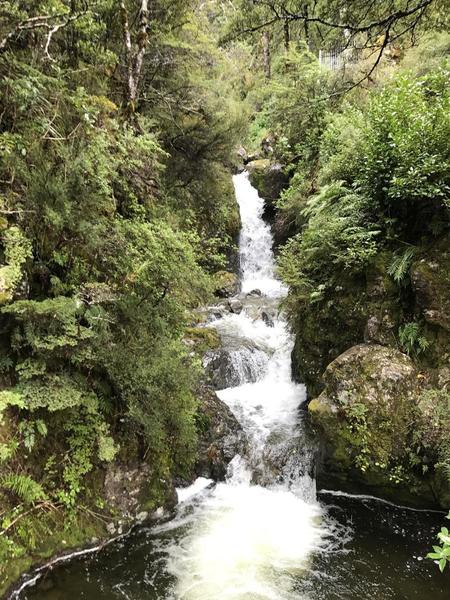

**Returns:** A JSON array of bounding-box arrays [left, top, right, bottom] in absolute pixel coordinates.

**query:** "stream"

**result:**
[[18, 172, 449, 599]]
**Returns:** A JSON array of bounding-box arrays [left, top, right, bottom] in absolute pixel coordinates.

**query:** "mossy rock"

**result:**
[[213, 270, 240, 298], [291, 276, 368, 397], [309, 343, 450, 508], [247, 160, 289, 221], [184, 326, 221, 354], [411, 235, 450, 333]]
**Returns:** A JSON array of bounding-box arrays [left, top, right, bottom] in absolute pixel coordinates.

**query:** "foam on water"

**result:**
[[168, 482, 324, 600], [236, 172, 287, 297], [163, 172, 327, 599]]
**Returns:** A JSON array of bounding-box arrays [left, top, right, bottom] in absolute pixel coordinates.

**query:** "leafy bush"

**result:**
[[356, 68, 450, 239], [428, 512, 450, 572], [278, 182, 379, 305]]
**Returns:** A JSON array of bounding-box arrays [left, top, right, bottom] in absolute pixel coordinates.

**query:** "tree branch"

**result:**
[[0, 10, 87, 54]]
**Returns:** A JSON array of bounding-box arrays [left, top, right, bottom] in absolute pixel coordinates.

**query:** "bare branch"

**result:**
[[0, 10, 88, 55]]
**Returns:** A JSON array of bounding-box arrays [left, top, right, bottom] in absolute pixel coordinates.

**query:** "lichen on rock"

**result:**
[[309, 343, 450, 507]]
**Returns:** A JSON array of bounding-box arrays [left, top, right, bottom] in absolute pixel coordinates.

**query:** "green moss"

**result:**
[[247, 160, 289, 204], [309, 345, 450, 507], [0, 510, 106, 598], [185, 327, 221, 354]]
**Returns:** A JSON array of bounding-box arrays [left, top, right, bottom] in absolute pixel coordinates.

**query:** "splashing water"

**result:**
[[161, 172, 328, 598]]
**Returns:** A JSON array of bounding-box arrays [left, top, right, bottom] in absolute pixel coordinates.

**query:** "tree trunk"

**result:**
[[120, 0, 149, 107], [262, 30, 271, 80], [303, 4, 310, 49], [284, 20, 290, 52]]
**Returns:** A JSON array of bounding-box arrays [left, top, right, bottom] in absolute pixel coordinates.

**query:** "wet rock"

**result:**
[[258, 430, 316, 488], [261, 311, 274, 328], [247, 289, 262, 297], [308, 344, 445, 507], [214, 271, 240, 298], [364, 311, 396, 345], [247, 159, 289, 223], [204, 346, 268, 389], [411, 238, 450, 331], [196, 386, 247, 480], [228, 297, 243, 314], [184, 326, 221, 355], [237, 146, 248, 162], [104, 462, 177, 518]]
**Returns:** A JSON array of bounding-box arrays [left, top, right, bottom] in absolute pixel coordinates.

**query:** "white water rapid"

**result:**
[[160, 172, 329, 599]]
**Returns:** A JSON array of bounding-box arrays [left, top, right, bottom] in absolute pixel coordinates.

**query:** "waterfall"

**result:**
[[237, 173, 286, 297], [19, 173, 450, 600], [163, 172, 327, 598]]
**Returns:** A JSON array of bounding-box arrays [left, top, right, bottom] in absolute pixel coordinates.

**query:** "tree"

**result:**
[[226, 0, 446, 93]]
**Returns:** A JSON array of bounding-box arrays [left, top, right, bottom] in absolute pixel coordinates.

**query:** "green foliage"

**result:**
[[387, 247, 417, 284], [356, 68, 450, 239], [265, 47, 332, 165], [0, 226, 32, 304], [0, 474, 46, 504], [0, 1, 250, 580], [398, 322, 430, 356], [427, 512, 450, 572], [278, 182, 379, 306]]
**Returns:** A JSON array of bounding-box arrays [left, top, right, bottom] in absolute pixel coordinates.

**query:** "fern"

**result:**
[[0, 473, 47, 504], [387, 247, 417, 284], [398, 322, 430, 356]]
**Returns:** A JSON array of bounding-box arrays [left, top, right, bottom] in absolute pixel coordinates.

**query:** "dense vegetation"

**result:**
[[240, 0, 449, 551], [0, 0, 248, 586], [0, 0, 449, 590]]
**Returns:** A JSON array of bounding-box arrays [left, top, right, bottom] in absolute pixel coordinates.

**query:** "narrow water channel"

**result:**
[[18, 173, 450, 599]]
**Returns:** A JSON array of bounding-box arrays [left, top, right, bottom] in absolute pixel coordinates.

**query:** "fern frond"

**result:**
[[0, 473, 47, 504], [388, 247, 417, 284]]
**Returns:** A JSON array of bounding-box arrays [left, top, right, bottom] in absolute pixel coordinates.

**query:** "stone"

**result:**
[[136, 511, 148, 523], [106, 522, 116, 535], [228, 297, 243, 314], [104, 461, 177, 518], [364, 311, 396, 345], [214, 271, 240, 298], [411, 238, 450, 331], [308, 344, 442, 507], [261, 311, 274, 328], [246, 159, 289, 223], [247, 289, 262, 297], [237, 146, 248, 162], [195, 385, 247, 480], [204, 346, 268, 389]]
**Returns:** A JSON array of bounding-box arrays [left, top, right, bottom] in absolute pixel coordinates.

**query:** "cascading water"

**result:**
[[158, 172, 327, 598], [19, 173, 450, 600]]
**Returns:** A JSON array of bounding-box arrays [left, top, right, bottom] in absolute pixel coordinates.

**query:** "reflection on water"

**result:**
[[21, 491, 450, 600]]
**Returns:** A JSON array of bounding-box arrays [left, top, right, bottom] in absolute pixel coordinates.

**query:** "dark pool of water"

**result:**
[[19, 492, 450, 600]]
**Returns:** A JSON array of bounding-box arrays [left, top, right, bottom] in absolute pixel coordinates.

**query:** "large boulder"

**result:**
[[291, 253, 403, 397], [308, 344, 448, 507], [204, 346, 268, 389], [195, 386, 247, 480], [214, 271, 240, 298], [104, 462, 177, 522], [247, 159, 289, 223]]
